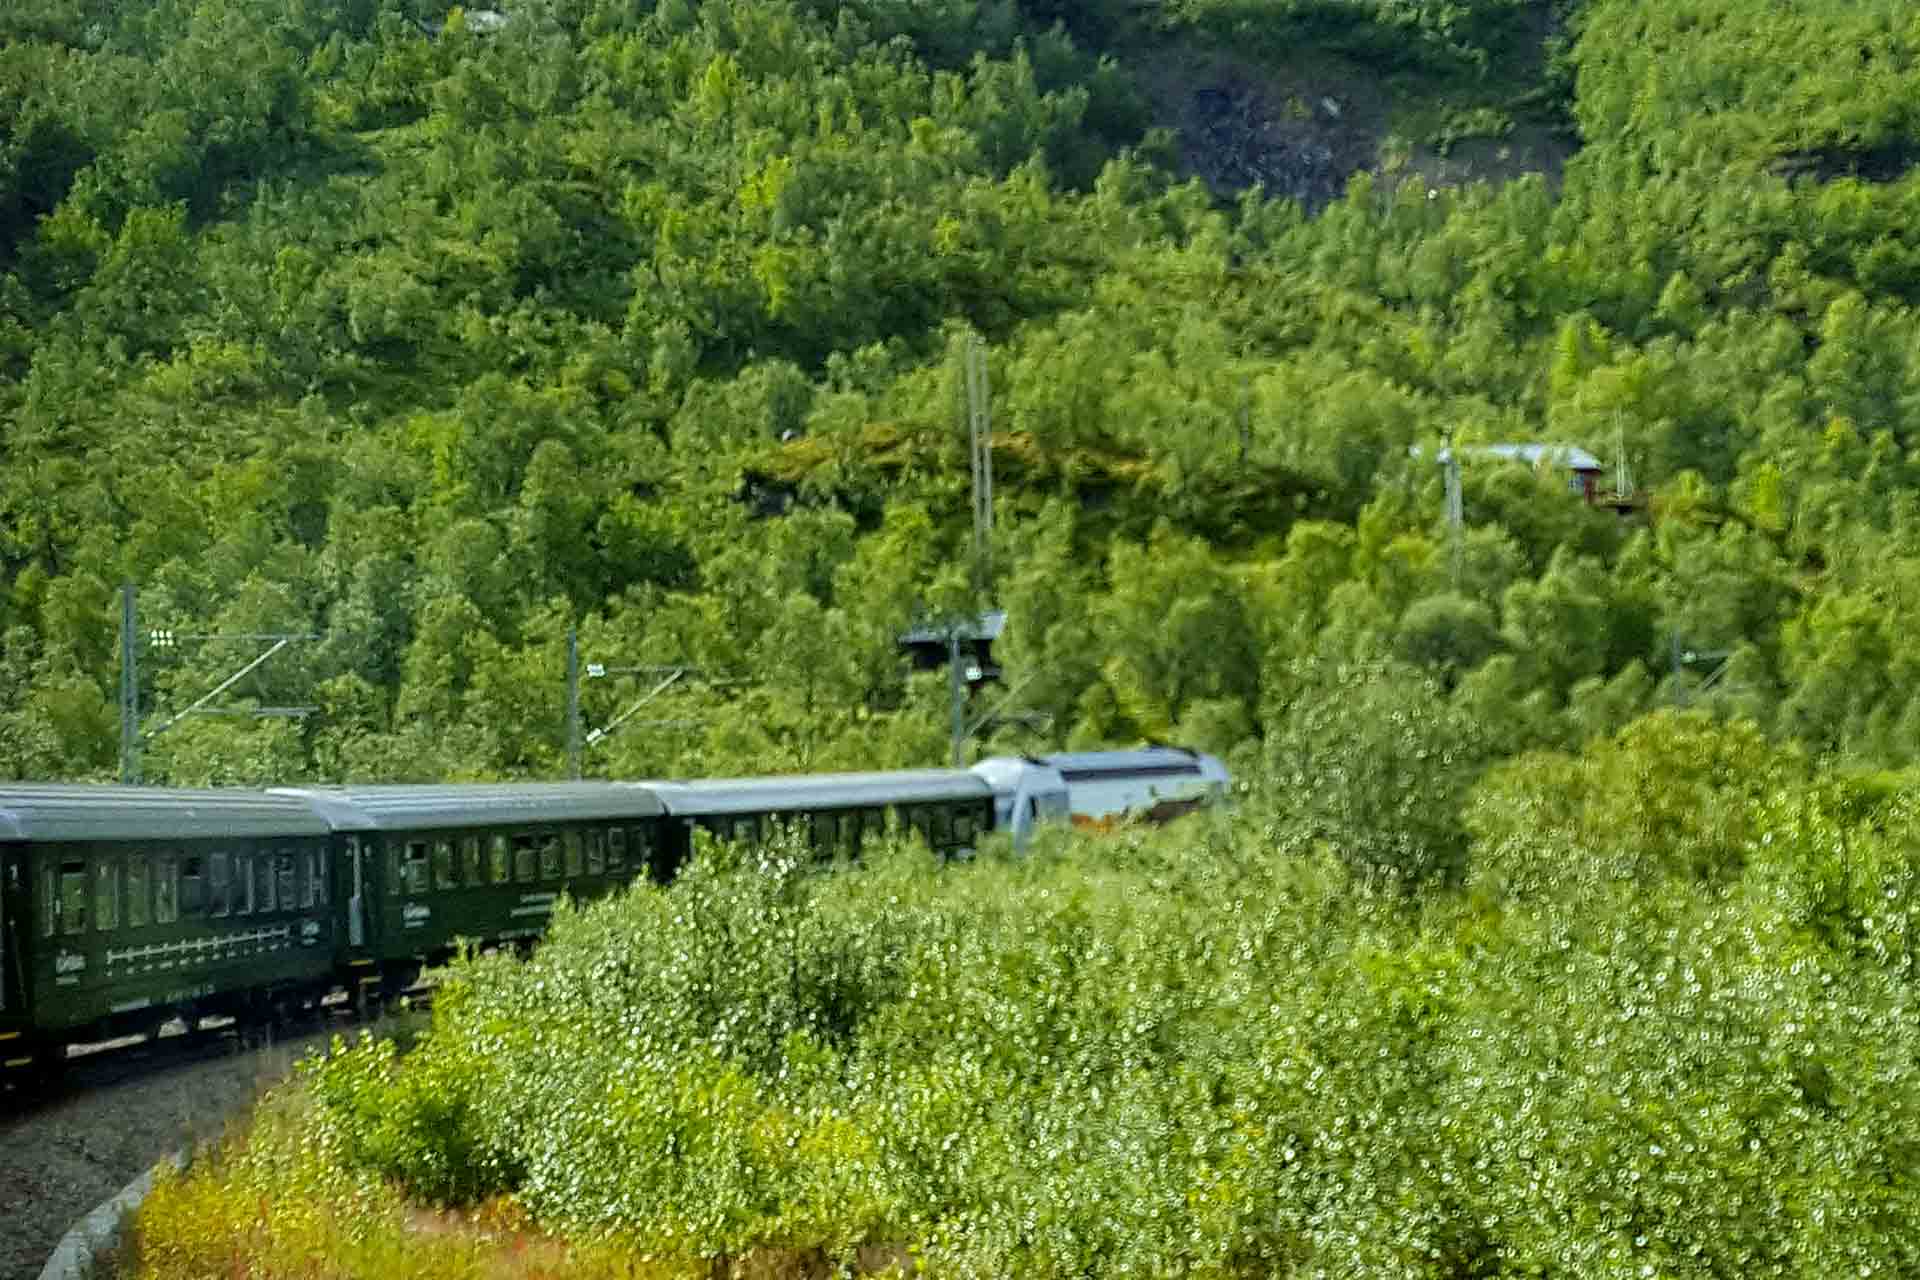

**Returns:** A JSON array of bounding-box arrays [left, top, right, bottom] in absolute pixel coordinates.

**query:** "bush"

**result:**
[[1466, 710, 1806, 903], [1259, 656, 1497, 885], [254, 782, 1920, 1276], [1158, 0, 1536, 73]]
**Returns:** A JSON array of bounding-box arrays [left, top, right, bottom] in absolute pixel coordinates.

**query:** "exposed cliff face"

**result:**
[[1176, 74, 1362, 210], [1139, 16, 1574, 212]]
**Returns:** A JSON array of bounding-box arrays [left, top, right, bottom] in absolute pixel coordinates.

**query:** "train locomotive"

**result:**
[[0, 748, 1227, 1086]]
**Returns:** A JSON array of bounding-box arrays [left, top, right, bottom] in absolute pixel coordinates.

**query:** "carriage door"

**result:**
[[0, 855, 12, 1013], [347, 837, 369, 948]]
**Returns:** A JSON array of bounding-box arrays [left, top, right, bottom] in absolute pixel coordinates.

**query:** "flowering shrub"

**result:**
[[138, 714, 1920, 1276]]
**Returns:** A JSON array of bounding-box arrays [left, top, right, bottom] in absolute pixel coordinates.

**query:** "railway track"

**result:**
[[27, 1007, 344, 1103], [5, 986, 427, 1113], [2, 994, 429, 1280]]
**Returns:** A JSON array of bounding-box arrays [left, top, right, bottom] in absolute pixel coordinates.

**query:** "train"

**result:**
[[0, 748, 1228, 1085]]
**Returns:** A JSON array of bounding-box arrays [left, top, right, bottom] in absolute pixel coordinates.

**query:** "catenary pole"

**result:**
[[119, 584, 138, 785], [949, 628, 965, 768], [566, 626, 582, 780]]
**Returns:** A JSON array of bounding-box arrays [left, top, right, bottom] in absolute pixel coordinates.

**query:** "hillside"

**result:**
[[4, 0, 1920, 795], [26, 2, 1920, 1275]]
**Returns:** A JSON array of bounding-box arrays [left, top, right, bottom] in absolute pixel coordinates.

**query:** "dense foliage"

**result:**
[[128, 713, 1920, 1276], [1, 0, 1917, 788], [1157, 0, 1537, 71], [62, 4, 1920, 1267]]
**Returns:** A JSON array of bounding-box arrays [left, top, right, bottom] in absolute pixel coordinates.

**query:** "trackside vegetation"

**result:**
[[11, 0, 1920, 1269], [7, 0, 1920, 786], [127, 711, 1920, 1277]]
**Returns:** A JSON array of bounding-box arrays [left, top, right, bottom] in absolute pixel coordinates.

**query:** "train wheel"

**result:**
[[236, 1002, 273, 1051], [380, 962, 422, 1002], [26, 1040, 68, 1092]]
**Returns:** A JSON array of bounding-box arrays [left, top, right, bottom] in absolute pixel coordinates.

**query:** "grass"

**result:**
[[118, 1100, 928, 1279], [117, 1078, 714, 1280]]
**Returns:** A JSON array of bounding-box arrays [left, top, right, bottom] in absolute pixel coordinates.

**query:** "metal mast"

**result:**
[[119, 585, 138, 784], [566, 627, 582, 780], [1444, 443, 1464, 588], [949, 629, 966, 768], [117, 584, 314, 785], [966, 336, 993, 590]]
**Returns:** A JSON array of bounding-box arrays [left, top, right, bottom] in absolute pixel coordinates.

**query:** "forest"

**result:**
[[12, 0, 1920, 1273], [8, 0, 1920, 794]]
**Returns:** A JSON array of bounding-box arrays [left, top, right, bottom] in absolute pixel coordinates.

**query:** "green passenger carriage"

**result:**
[[0, 786, 338, 1076], [271, 784, 671, 996], [2, 753, 1215, 1092]]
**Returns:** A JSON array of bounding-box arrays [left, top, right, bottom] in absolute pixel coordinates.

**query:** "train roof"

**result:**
[[0, 785, 336, 842], [645, 770, 991, 817], [270, 783, 665, 831], [1038, 748, 1213, 780], [968, 756, 1066, 790]]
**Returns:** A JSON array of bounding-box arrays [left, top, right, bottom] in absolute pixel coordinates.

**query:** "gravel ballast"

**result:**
[[0, 1028, 333, 1280]]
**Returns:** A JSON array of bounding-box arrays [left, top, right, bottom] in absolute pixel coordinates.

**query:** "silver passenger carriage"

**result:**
[[1038, 747, 1231, 825]]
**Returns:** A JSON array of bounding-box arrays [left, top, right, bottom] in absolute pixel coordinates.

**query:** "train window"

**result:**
[[127, 857, 149, 929], [539, 834, 562, 881], [491, 835, 512, 884], [181, 857, 206, 918], [155, 856, 178, 925], [95, 860, 120, 932], [586, 829, 606, 877], [953, 811, 975, 845], [59, 861, 87, 935], [237, 855, 256, 915], [607, 827, 628, 874], [563, 830, 583, 878], [434, 839, 457, 891], [257, 854, 278, 914], [209, 853, 232, 918], [513, 835, 536, 884], [463, 837, 484, 887], [306, 850, 326, 908], [403, 841, 430, 896], [277, 853, 296, 908]]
